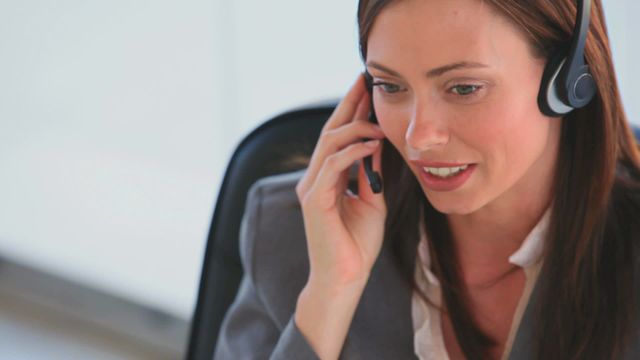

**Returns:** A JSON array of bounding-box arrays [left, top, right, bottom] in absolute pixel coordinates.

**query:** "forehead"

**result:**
[[367, 0, 528, 70]]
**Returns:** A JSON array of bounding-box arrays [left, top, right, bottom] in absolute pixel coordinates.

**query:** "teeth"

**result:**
[[423, 164, 469, 178]]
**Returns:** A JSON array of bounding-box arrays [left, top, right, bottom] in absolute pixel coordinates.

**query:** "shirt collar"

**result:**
[[508, 207, 551, 268], [418, 207, 551, 286]]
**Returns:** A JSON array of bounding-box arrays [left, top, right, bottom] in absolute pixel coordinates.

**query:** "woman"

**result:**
[[214, 0, 640, 359]]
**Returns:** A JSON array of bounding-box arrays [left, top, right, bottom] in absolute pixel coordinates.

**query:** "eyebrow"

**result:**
[[366, 61, 489, 79]]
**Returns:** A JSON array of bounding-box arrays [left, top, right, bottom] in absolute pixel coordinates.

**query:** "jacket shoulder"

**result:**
[[241, 169, 310, 327]]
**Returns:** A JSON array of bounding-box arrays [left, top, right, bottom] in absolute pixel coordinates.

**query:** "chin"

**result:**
[[423, 191, 481, 215], [430, 202, 478, 215]]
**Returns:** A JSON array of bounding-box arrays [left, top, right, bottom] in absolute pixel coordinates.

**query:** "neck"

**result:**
[[446, 174, 553, 287]]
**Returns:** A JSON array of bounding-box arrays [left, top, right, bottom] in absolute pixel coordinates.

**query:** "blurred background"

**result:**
[[0, 0, 637, 359]]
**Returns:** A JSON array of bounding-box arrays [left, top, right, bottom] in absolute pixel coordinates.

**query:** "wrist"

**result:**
[[294, 278, 369, 360], [306, 270, 371, 295], [301, 276, 369, 304]]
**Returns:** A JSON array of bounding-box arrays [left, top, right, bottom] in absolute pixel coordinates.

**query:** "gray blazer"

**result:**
[[212, 169, 639, 360]]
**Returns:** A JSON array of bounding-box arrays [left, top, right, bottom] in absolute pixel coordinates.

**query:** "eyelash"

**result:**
[[371, 82, 404, 95], [449, 84, 483, 97], [371, 81, 484, 99]]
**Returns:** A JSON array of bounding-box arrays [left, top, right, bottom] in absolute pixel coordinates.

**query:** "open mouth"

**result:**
[[418, 164, 477, 191], [422, 164, 470, 178]]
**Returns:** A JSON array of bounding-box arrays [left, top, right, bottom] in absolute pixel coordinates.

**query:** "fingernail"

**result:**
[[364, 139, 380, 147]]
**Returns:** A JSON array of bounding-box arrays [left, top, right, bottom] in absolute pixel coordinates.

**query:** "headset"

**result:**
[[538, 0, 596, 117], [361, 0, 597, 193]]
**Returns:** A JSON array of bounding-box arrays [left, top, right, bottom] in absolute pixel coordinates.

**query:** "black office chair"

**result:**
[[186, 100, 338, 360], [186, 98, 640, 360]]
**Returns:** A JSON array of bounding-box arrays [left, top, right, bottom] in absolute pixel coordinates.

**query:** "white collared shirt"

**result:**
[[412, 209, 550, 360]]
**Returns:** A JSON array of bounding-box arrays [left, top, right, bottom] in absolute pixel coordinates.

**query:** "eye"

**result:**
[[372, 81, 405, 95], [449, 84, 483, 97]]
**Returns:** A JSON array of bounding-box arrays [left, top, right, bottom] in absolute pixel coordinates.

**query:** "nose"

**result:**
[[404, 100, 449, 152]]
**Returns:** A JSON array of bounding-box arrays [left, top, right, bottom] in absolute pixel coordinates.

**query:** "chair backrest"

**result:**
[[186, 101, 337, 360]]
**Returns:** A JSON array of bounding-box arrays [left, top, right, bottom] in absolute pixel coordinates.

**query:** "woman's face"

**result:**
[[366, 0, 562, 215]]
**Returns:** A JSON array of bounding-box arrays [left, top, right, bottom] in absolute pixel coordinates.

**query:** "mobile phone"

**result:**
[[363, 71, 383, 194]]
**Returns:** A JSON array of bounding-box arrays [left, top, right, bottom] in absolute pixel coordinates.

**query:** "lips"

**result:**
[[410, 160, 470, 167], [422, 164, 469, 177], [416, 163, 477, 192]]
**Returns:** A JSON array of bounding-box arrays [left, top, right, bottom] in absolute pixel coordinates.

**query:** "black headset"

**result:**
[[538, 0, 597, 116]]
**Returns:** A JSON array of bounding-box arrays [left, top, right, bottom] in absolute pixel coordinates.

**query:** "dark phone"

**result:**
[[363, 71, 383, 194]]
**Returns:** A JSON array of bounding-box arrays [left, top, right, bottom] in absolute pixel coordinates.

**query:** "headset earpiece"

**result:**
[[537, 0, 596, 117], [566, 64, 596, 107], [538, 50, 573, 116]]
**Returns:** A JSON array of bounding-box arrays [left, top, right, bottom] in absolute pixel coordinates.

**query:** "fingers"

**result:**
[[323, 120, 384, 152], [322, 74, 368, 132], [302, 139, 381, 211], [296, 77, 383, 202], [297, 120, 384, 197], [352, 88, 371, 125]]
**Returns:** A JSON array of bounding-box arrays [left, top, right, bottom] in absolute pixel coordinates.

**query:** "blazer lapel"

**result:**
[[340, 238, 419, 359], [508, 273, 640, 360], [506, 273, 542, 360]]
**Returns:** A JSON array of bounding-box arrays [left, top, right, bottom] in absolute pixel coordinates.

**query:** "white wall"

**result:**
[[0, 0, 223, 319], [0, 0, 361, 320], [0, 0, 637, 320], [602, 2, 640, 124]]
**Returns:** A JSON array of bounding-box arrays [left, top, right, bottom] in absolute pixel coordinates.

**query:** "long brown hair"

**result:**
[[357, 0, 640, 358]]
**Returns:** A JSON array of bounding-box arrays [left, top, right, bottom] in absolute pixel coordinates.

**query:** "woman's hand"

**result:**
[[295, 73, 387, 292], [293, 74, 387, 359]]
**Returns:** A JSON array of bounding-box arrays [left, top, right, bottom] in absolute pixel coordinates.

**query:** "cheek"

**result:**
[[375, 104, 409, 148], [471, 97, 550, 184]]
